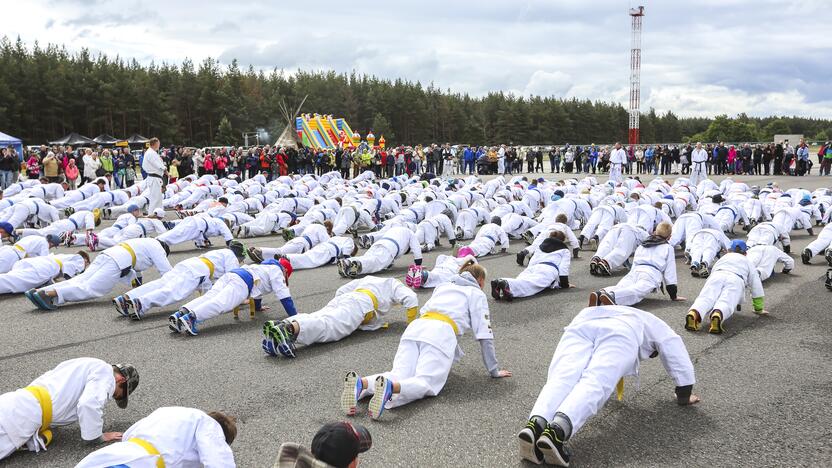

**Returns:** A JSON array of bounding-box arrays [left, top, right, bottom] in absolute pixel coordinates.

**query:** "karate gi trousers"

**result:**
[[504, 264, 561, 298], [688, 236, 721, 266], [293, 293, 373, 346], [351, 243, 396, 275], [184, 273, 248, 322], [690, 271, 745, 319], [605, 269, 660, 306], [51, 255, 123, 305], [127, 264, 205, 312], [596, 229, 639, 270], [805, 224, 832, 257], [529, 320, 639, 434]]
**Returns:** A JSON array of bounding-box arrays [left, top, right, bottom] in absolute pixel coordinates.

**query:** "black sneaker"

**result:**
[[801, 248, 811, 265], [826, 269, 832, 291], [599, 289, 616, 305], [516, 250, 527, 266], [825, 249, 832, 267], [490, 279, 501, 300], [536, 424, 571, 467], [577, 235, 585, 249], [518, 416, 547, 465]]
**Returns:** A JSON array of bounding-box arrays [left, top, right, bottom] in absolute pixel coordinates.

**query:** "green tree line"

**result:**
[[1, 37, 830, 147]]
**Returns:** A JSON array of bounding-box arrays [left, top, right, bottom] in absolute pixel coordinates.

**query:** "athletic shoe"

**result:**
[[684, 252, 691, 265], [522, 230, 536, 245], [162, 220, 175, 230], [597, 259, 611, 276], [500, 280, 514, 302], [825, 269, 832, 290], [406, 265, 423, 288], [345, 260, 362, 278], [455, 227, 464, 240], [536, 424, 571, 467], [60, 231, 74, 247], [24, 289, 43, 310], [708, 310, 724, 334], [262, 320, 296, 358], [178, 312, 199, 336], [168, 311, 184, 333], [113, 295, 130, 317], [368, 376, 393, 420], [589, 261, 598, 276], [685, 310, 701, 331], [232, 226, 242, 238], [801, 248, 812, 265], [588, 291, 599, 307], [577, 235, 585, 249], [86, 232, 99, 252], [358, 235, 372, 249], [518, 417, 547, 465], [63, 207, 75, 217], [690, 262, 700, 277], [826, 249, 832, 267], [598, 289, 616, 305], [698, 262, 710, 278], [128, 298, 144, 320], [490, 279, 501, 300], [337, 258, 348, 278], [246, 247, 263, 263], [340, 371, 363, 416], [516, 250, 527, 266], [31, 290, 57, 311], [282, 229, 296, 241]]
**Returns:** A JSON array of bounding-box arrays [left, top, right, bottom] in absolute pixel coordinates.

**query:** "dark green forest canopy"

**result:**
[[1, 37, 830, 147]]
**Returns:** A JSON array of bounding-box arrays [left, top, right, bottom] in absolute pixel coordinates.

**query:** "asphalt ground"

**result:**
[[1, 173, 831, 467]]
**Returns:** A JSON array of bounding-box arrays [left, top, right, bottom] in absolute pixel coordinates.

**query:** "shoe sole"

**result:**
[[537, 437, 569, 467], [113, 297, 129, 317], [25, 290, 45, 310], [599, 293, 615, 306], [801, 251, 811, 265], [518, 429, 543, 465], [341, 372, 359, 416], [685, 313, 700, 331], [588, 291, 599, 307], [709, 314, 723, 334], [368, 377, 390, 420], [179, 315, 198, 336], [263, 321, 295, 357], [168, 315, 182, 333]]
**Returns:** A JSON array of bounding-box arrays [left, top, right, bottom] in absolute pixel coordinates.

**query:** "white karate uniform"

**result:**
[[454, 207, 489, 239], [98, 218, 167, 249], [71, 190, 129, 212], [125, 249, 241, 314], [713, 203, 749, 232], [595, 224, 648, 271], [691, 253, 765, 320], [501, 213, 538, 238], [805, 223, 832, 257], [0, 358, 116, 459], [669, 212, 719, 247], [363, 273, 494, 408], [416, 214, 454, 250], [527, 222, 580, 252], [293, 277, 417, 346], [689, 148, 708, 187], [627, 205, 672, 233], [332, 204, 375, 236], [746, 222, 789, 249], [285, 237, 355, 270], [48, 239, 172, 306], [687, 228, 731, 267], [581, 204, 626, 242], [239, 211, 293, 237], [75, 406, 235, 468], [424, 255, 476, 289], [504, 245, 571, 298], [48, 184, 101, 209], [0, 254, 85, 294], [142, 147, 165, 214], [18, 211, 95, 239], [465, 223, 509, 257], [605, 243, 676, 306], [529, 306, 695, 434], [267, 223, 330, 256], [0, 236, 50, 274], [110, 194, 151, 217], [157, 216, 232, 247], [183, 263, 290, 323], [747, 245, 794, 282], [352, 226, 422, 274], [608, 148, 627, 184]]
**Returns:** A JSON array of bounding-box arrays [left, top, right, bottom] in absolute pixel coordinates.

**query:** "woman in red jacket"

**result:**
[[277, 151, 288, 176]]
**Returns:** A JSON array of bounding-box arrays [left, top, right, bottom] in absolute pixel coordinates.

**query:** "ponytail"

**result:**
[[459, 263, 487, 282]]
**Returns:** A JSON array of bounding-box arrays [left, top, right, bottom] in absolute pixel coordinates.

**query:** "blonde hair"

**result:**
[[459, 263, 487, 282], [655, 221, 672, 239]]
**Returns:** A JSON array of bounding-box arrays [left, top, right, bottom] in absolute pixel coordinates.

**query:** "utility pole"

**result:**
[[628, 6, 645, 146]]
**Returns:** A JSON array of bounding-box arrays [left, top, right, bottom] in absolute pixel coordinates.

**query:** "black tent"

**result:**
[[93, 134, 119, 146], [49, 132, 95, 146], [125, 134, 149, 147]]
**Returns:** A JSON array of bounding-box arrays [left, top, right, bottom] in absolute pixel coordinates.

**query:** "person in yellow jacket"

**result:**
[[0, 357, 139, 460]]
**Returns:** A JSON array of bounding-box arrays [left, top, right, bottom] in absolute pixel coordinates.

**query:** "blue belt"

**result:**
[[377, 237, 401, 257], [716, 206, 737, 220], [539, 261, 560, 273], [634, 261, 661, 272], [80, 191, 87, 200], [483, 234, 497, 243], [327, 241, 342, 259], [139, 223, 147, 237], [302, 235, 313, 249], [69, 218, 79, 230], [34, 202, 40, 215], [231, 268, 254, 295]]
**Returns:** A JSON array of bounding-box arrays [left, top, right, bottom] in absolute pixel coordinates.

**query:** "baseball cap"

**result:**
[[311, 422, 372, 468], [112, 363, 139, 409]]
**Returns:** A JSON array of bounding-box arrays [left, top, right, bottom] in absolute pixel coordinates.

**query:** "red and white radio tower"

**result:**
[[628, 6, 645, 146]]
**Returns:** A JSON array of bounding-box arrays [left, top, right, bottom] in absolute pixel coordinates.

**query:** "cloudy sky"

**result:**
[[6, 0, 831, 118]]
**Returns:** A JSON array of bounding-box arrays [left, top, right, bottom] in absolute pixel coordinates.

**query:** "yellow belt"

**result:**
[[356, 288, 379, 325], [616, 378, 624, 401], [422, 311, 460, 335], [198, 257, 215, 278], [14, 244, 26, 258], [129, 437, 166, 468], [118, 242, 137, 268], [23, 385, 53, 446], [54, 258, 63, 274]]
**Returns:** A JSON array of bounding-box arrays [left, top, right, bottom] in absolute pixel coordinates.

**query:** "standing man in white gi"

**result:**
[[0, 358, 139, 460], [517, 305, 698, 466], [689, 142, 708, 187], [75, 407, 236, 468], [141, 137, 165, 215], [608, 142, 627, 185]]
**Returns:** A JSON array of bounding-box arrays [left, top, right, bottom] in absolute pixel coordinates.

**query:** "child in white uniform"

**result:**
[[492, 231, 572, 301], [0, 253, 88, 294], [340, 264, 511, 420], [518, 305, 698, 466]]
